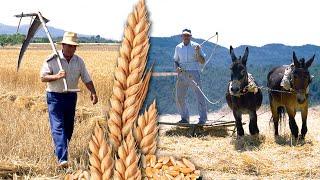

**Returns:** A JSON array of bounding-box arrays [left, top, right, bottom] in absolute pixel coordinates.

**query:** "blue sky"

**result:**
[[0, 0, 319, 47]]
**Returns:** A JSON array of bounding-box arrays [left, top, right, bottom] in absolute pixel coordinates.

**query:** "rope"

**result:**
[[201, 32, 219, 73], [178, 69, 223, 105], [258, 86, 294, 94], [190, 78, 224, 105]]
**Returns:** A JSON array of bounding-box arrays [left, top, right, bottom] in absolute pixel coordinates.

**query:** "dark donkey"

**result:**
[[268, 52, 315, 139], [226, 46, 263, 136]]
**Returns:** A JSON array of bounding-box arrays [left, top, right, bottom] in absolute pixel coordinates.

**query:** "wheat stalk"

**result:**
[[134, 100, 158, 156], [107, 0, 151, 149], [89, 123, 114, 180]]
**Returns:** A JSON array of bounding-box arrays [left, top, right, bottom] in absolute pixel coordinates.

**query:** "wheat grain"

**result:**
[[143, 155, 201, 179]]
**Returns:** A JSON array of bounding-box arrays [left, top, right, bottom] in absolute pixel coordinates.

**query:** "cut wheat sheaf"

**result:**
[[65, 0, 200, 179]]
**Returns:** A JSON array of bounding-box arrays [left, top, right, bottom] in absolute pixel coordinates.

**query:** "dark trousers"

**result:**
[[47, 92, 77, 163]]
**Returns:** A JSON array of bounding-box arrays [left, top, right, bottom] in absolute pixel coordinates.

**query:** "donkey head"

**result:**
[[229, 46, 249, 96], [291, 52, 315, 104]]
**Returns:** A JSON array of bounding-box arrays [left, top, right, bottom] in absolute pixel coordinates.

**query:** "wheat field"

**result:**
[[1, 44, 320, 179]]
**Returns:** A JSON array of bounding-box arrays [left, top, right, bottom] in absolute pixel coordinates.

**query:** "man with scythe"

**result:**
[[16, 13, 98, 167], [40, 32, 98, 167]]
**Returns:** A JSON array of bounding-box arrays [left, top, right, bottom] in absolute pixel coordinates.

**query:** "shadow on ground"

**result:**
[[274, 134, 313, 146], [163, 126, 230, 138], [231, 134, 266, 151]]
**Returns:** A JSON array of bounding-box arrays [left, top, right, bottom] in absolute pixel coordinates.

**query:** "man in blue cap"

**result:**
[[174, 29, 207, 124]]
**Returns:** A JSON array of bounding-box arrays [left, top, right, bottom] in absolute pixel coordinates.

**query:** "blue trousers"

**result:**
[[175, 70, 207, 122], [47, 92, 77, 163]]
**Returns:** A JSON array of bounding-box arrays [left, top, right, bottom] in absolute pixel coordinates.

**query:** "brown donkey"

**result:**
[[267, 52, 315, 139]]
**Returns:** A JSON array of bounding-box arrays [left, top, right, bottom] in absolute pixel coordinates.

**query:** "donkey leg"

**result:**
[[301, 107, 308, 139], [287, 108, 298, 139], [249, 111, 259, 135], [233, 110, 244, 136], [270, 105, 280, 136]]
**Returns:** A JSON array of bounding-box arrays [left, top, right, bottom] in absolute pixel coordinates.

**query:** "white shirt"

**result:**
[[40, 50, 92, 93], [173, 41, 206, 71]]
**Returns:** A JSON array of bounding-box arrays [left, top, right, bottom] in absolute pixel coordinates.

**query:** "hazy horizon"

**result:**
[[1, 0, 319, 47]]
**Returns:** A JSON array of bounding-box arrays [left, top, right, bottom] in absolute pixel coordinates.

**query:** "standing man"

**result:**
[[40, 32, 98, 167], [174, 29, 208, 124]]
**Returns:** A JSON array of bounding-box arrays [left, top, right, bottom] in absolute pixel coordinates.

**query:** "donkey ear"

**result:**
[[230, 46, 237, 62], [242, 47, 249, 65], [306, 54, 315, 68], [293, 51, 299, 67]]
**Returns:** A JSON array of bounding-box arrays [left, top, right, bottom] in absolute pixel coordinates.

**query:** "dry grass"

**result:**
[[0, 44, 118, 179], [1, 44, 320, 179], [0, 44, 118, 106], [158, 106, 320, 179]]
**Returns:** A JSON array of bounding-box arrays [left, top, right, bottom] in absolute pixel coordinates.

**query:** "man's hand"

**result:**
[[194, 45, 205, 64], [91, 93, 98, 105], [195, 45, 200, 54], [56, 70, 66, 80], [176, 67, 183, 73]]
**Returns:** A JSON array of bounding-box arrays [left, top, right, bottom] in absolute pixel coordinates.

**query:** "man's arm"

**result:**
[[79, 59, 98, 105], [85, 81, 98, 105], [40, 59, 65, 82], [174, 46, 182, 72], [41, 70, 65, 82]]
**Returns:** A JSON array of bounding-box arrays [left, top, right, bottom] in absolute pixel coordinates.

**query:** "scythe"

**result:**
[[14, 12, 79, 92]]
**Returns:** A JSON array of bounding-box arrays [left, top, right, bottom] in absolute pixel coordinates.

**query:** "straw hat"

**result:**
[[57, 32, 79, 46]]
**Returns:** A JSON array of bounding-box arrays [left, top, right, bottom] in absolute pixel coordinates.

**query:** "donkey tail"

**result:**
[[277, 106, 286, 130]]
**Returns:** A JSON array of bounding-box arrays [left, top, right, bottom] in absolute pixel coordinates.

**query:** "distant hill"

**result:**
[[0, 23, 85, 37], [148, 35, 320, 72], [144, 36, 320, 114], [0, 23, 119, 44]]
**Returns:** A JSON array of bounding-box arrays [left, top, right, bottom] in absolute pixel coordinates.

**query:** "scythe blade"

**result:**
[[17, 15, 49, 71]]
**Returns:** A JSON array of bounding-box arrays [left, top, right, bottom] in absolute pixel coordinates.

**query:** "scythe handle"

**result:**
[[37, 12, 68, 92]]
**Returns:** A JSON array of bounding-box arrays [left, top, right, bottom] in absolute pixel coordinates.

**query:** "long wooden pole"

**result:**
[[37, 12, 68, 92]]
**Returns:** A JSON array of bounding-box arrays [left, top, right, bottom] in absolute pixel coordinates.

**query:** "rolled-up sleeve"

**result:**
[[40, 61, 52, 78], [80, 60, 92, 83]]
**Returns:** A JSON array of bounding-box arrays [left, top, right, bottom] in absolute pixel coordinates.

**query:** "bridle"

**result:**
[[289, 67, 311, 94], [230, 63, 250, 96]]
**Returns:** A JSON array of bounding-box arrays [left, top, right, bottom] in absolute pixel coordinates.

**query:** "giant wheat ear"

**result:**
[[108, 0, 151, 149]]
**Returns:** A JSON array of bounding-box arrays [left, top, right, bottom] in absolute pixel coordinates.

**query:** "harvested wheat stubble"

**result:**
[[108, 0, 151, 150], [134, 100, 158, 155], [143, 155, 201, 180], [88, 123, 114, 180], [64, 169, 90, 180]]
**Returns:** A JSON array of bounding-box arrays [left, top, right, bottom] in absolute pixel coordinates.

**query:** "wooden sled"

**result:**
[[158, 120, 246, 137]]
